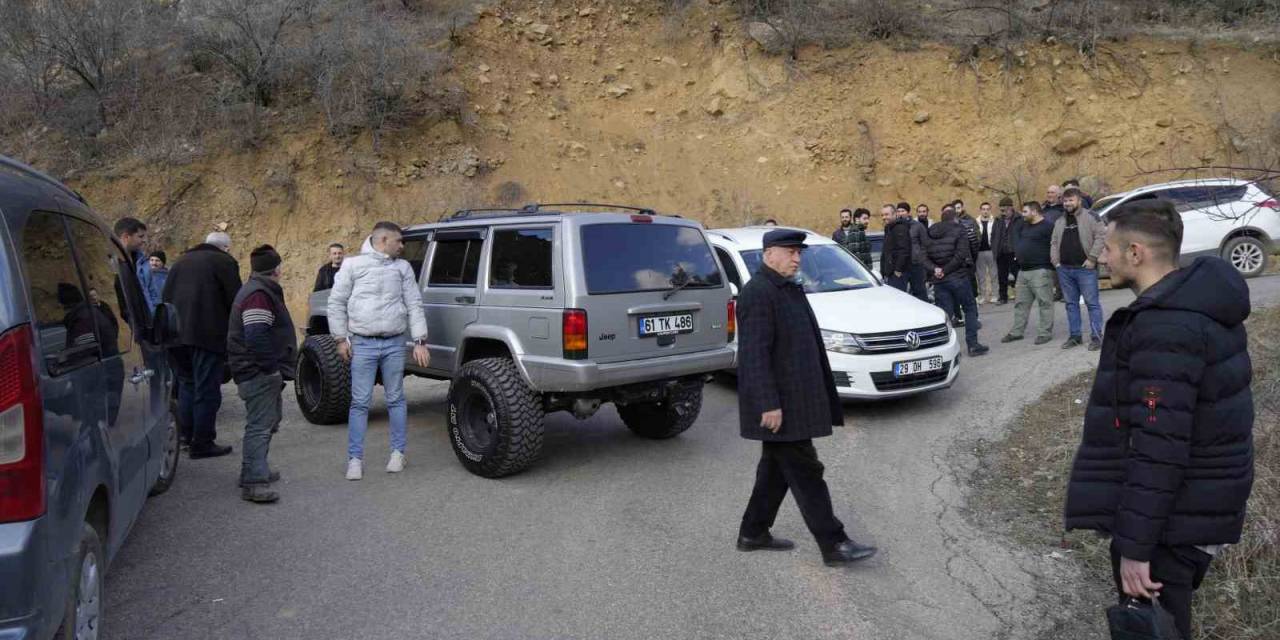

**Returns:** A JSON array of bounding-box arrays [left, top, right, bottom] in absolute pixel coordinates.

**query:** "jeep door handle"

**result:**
[[130, 369, 155, 385], [454, 295, 476, 304]]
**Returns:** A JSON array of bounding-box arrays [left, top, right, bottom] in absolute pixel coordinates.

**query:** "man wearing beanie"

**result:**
[[227, 245, 297, 503]]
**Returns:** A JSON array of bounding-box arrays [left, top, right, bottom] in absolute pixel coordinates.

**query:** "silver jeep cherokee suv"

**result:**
[[298, 204, 736, 477]]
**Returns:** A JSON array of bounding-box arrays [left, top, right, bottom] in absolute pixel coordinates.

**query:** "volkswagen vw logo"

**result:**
[[903, 331, 921, 350]]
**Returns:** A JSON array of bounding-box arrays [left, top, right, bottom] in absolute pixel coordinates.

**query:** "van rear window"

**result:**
[[580, 224, 723, 295]]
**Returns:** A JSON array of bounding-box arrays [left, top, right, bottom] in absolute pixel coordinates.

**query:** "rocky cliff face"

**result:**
[[64, 1, 1280, 315]]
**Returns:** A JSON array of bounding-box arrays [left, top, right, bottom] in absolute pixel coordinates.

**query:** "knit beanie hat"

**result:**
[[998, 196, 1014, 207], [251, 244, 282, 273]]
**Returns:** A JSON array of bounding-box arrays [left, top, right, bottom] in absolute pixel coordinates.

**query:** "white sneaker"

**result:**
[[345, 458, 363, 480], [387, 451, 405, 473]]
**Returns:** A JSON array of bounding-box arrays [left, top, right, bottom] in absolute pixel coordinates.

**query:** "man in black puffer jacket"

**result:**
[[922, 208, 989, 356], [1063, 200, 1254, 639]]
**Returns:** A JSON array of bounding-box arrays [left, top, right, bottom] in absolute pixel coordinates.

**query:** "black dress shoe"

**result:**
[[189, 443, 233, 459], [822, 540, 878, 566], [737, 533, 796, 552], [968, 343, 990, 357]]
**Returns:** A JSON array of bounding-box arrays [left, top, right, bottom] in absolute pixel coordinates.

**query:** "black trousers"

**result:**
[[907, 264, 929, 302], [740, 440, 848, 551], [1109, 540, 1213, 640], [996, 253, 1018, 302]]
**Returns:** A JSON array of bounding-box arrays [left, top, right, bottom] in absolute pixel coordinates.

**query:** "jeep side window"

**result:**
[[19, 211, 100, 375], [489, 228, 552, 289], [428, 238, 483, 287]]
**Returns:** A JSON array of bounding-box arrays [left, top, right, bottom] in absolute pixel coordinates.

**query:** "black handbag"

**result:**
[[1107, 595, 1181, 640]]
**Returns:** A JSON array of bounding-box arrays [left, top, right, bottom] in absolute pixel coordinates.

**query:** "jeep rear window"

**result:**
[[580, 224, 723, 295]]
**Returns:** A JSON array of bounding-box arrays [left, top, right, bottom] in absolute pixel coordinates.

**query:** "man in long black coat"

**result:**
[[735, 229, 878, 566], [162, 232, 242, 459], [1063, 200, 1254, 638]]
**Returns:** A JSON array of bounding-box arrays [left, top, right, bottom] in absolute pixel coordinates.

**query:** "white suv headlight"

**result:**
[[821, 329, 864, 354]]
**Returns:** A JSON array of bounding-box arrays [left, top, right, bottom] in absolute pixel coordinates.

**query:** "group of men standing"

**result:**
[[838, 180, 1109, 355], [113, 217, 427, 503]]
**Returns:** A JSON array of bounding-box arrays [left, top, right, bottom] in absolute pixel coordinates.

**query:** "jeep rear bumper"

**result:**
[[519, 347, 735, 393]]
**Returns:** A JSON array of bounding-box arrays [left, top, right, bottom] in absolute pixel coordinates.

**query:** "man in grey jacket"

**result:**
[[1051, 188, 1108, 350], [328, 222, 430, 480]]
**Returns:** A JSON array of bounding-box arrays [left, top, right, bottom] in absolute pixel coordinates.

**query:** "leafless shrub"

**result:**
[[0, 2, 62, 118], [184, 0, 318, 109], [313, 4, 444, 150]]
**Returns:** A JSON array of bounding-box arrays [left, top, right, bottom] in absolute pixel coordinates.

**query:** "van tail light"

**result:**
[[0, 325, 45, 524], [630, 215, 653, 224], [563, 309, 588, 360], [1257, 199, 1279, 211], [727, 299, 736, 343]]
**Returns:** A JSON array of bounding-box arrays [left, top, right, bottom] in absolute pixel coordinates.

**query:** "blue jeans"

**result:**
[[171, 346, 225, 448], [347, 335, 408, 460], [1057, 266, 1104, 339], [932, 278, 981, 345]]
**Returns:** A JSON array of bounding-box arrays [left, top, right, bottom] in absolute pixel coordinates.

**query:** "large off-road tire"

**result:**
[[295, 334, 351, 425], [447, 357, 544, 478], [57, 522, 104, 640], [148, 405, 180, 497], [617, 380, 704, 439], [1222, 235, 1269, 278]]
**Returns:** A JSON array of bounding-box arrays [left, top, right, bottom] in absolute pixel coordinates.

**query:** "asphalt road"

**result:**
[[102, 275, 1280, 640]]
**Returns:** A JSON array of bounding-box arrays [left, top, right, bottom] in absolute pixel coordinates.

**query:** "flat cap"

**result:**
[[763, 229, 808, 249]]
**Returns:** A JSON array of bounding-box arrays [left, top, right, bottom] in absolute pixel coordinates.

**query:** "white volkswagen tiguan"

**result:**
[[1093, 178, 1279, 278], [709, 226, 962, 400]]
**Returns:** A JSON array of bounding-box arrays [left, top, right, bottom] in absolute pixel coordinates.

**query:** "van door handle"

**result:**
[[455, 296, 476, 304], [130, 369, 155, 385]]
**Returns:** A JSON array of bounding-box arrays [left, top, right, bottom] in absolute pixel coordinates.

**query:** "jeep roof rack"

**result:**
[[442, 202, 661, 222]]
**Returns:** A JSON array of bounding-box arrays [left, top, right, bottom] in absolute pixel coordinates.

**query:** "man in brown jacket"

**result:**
[[1051, 187, 1108, 350]]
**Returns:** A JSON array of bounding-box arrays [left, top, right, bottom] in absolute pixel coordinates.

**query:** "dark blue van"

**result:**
[[0, 156, 181, 639]]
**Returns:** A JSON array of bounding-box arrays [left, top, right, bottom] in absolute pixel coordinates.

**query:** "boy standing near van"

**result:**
[[227, 246, 296, 503]]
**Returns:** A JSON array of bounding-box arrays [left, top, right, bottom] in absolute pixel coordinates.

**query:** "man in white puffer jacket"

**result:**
[[328, 221, 430, 480]]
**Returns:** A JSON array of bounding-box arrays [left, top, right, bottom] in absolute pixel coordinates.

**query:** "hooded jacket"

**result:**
[[327, 236, 428, 341], [1063, 257, 1254, 561], [922, 219, 973, 283]]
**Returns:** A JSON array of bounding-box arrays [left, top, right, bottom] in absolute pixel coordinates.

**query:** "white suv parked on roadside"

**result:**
[[1092, 178, 1279, 278], [709, 226, 962, 400]]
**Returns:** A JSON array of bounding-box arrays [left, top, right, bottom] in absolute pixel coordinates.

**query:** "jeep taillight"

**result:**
[[727, 299, 736, 343], [0, 325, 44, 524], [1258, 199, 1279, 211], [563, 309, 588, 360]]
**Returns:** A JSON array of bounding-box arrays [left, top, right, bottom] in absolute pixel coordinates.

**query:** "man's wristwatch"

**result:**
[[413, 337, 429, 346]]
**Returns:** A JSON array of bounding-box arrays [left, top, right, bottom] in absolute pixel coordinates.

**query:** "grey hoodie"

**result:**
[[327, 236, 428, 341]]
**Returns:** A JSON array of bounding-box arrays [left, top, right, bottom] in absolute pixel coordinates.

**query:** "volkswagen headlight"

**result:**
[[821, 329, 864, 354]]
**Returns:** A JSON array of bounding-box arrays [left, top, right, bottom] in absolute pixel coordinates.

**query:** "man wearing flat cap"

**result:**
[[735, 229, 878, 566], [226, 245, 297, 504]]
